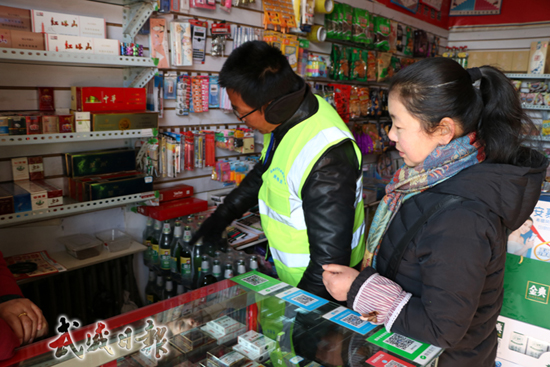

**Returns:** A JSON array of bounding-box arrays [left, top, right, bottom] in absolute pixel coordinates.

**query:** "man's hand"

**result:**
[[189, 213, 226, 247], [322, 264, 359, 301], [0, 298, 48, 346]]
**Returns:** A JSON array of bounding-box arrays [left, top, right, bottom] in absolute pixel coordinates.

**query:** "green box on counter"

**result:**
[[65, 149, 136, 178], [88, 174, 153, 200], [92, 112, 158, 131]]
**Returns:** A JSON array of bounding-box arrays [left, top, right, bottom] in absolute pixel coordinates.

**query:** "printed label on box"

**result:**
[[11, 157, 29, 181], [367, 329, 442, 366], [322, 306, 378, 335], [232, 270, 287, 295], [366, 351, 414, 367], [275, 287, 329, 311]]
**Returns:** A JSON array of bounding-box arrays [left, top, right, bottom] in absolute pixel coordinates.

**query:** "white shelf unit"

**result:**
[[0, 129, 154, 146], [522, 104, 550, 111], [506, 74, 550, 79], [0, 191, 156, 228]]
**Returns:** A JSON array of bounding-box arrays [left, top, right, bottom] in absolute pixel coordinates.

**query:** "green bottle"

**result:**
[[159, 221, 172, 274], [192, 239, 204, 289], [199, 256, 218, 287], [180, 226, 193, 284], [142, 217, 154, 267], [145, 269, 157, 305], [149, 220, 162, 266], [170, 220, 183, 276]]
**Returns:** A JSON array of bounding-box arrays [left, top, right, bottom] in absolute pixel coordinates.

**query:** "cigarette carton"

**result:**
[[10, 30, 45, 50], [45, 34, 94, 53], [26, 115, 42, 135], [33, 180, 63, 207], [0, 183, 32, 213], [0, 187, 14, 215], [14, 180, 48, 210], [9, 116, 26, 135], [237, 331, 275, 355], [209, 316, 244, 336], [58, 115, 75, 133], [74, 111, 91, 132], [0, 6, 32, 31], [88, 174, 153, 200], [32, 10, 105, 38], [41, 115, 59, 133], [92, 112, 158, 131], [93, 37, 119, 55], [71, 87, 146, 112], [159, 184, 194, 202], [11, 157, 29, 181], [28, 156, 44, 180], [65, 149, 136, 178], [136, 197, 208, 221]]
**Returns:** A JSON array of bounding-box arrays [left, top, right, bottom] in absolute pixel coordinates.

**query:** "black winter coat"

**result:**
[[349, 150, 547, 367]]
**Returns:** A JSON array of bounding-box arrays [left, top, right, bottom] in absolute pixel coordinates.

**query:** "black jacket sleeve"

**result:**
[[297, 140, 361, 301]]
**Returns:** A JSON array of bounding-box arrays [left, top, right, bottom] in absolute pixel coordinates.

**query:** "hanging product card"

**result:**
[[209, 76, 220, 108], [367, 329, 442, 366], [190, 20, 208, 62], [366, 351, 414, 367], [321, 306, 377, 335], [231, 270, 288, 295], [275, 287, 329, 311], [11, 157, 29, 181], [150, 18, 170, 68], [200, 76, 210, 112], [170, 21, 193, 66], [164, 73, 178, 100]]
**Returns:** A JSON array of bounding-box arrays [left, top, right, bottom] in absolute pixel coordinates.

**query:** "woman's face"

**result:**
[[519, 220, 533, 235], [387, 93, 442, 167]]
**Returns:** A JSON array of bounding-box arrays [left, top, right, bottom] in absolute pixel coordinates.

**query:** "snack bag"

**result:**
[[350, 48, 367, 81], [373, 16, 390, 52], [338, 47, 351, 80], [377, 52, 392, 82], [543, 120, 550, 136], [369, 88, 380, 117], [413, 29, 429, 58], [388, 55, 401, 79], [389, 21, 398, 54], [352, 8, 373, 46], [395, 23, 405, 55], [358, 87, 371, 117], [404, 26, 414, 57], [341, 4, 353, 41], [367, 51, 377, 82], [331, 44, 341, 80], [325, 6, 336, 39], [350, 87, 361, 119]]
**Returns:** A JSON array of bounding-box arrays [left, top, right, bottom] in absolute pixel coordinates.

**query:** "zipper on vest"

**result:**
[[263, 133, 275, 167]]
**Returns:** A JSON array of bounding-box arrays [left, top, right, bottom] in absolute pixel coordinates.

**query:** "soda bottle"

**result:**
[[149, 220, 162, 266], [224, 263, 234, 279], [192, 239, 204, 289], [163, 277, 176, 300], [159, 221, 172, 274], [250, 256, 258, 271], [185, 215, 196, 234], [154, 274, 164, 302], [237, 259, 247, 275], [176, 280, 185, 295], [199, 256, 218, 287], [212, 259, 222, 281], [145, 269, 157, 305], [180, 226, 193, 285], [170, 220, 183, 276], [142, 217, 154, 267]]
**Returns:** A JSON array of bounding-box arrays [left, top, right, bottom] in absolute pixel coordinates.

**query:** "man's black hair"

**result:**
[[219, 40, 304, 110]]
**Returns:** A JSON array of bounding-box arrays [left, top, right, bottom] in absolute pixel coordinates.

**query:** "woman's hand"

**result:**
[[322, 264, 359, 301], [0, 298, 48, 345]]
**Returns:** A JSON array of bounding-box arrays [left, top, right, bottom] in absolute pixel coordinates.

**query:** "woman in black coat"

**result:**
[[322, 58, 548, 367]]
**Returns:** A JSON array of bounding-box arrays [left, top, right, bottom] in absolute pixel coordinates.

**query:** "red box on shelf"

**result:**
[[58, 115, 74, 133], [33, 180, 63, 207], [38, 87, 55, 111], [71, 87, 147, 112], [159, 184, 194, 202], [137, 198, 208, 221], [26, 115, 42, 135], [69, 170, 142, 202]]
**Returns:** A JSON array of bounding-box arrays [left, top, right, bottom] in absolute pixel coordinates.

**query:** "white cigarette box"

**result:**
[[32, 10, 105, 38], [237, 331, 276, 355], [209, 316, 244, 336], [11, 157, 29, 181], [93, 38, 119, 56], [46, 34, 94, 53], [79, 15, 106, 38], [14, 180, 48, 210], [74, 112, 91, 132]]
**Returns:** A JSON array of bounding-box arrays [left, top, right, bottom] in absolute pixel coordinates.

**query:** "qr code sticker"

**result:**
[[291, 294, 317, 306], [340, 314, 367, 328], [384, 334, 421, 353], [241, 274, 268, 286], [385, 361, 409, 367]]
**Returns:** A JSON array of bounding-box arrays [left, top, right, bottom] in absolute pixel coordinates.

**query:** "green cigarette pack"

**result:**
[[88, 174, 153, 200], [65, 149, 136, 178], [92, 112, 158, 131]]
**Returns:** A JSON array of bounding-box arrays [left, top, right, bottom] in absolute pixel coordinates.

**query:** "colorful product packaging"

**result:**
[[158, 184, 194, 202], [170, 20, 193, 66], [136, 197, 209, 221], [350, 48, 368, 82], [28, 156, 44, 180], [0, 183, 32, 213], [69, 171, 141, 201], [65, 149, 136, 178], [38, 87, 55, 111], [88, 174, 153, 200], [58, 115, 75, 133], [150, 18, 169, 68], [91, 112, 158, 131], [74, 112, 91, 132], [33, 180, 63, 207], [11, 157, 29, 181], [0, 117, 8, 136], [0, 5, 32, 31], [352, 8, 373, 46], [72, 87, 147, 112], [373, 16, 390, 52], [45, 34, 94, 53], [14, 180, 48, 210], [9, 116, 26, 135], [25, 116, 41, 134], [41, 116, 59, 134], [31, 10, 106, 38]]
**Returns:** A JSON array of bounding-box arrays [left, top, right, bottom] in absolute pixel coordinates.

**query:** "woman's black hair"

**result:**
[[219, 40, 303, 110], [389, 57, 536, 165]]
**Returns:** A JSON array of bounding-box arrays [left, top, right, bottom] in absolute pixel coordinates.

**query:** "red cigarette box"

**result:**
[[33, 180, 63, 207], [38, 87, 55, 111], [71, 87, 147, 112], [159, 184, 194, 202], [28, 156, 44, 180], [58, 115, 74, 133], [137, 198, 208, 221], [26, 115, 42, 135]]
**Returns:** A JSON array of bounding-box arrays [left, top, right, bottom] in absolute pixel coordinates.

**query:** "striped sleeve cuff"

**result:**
[[351, 273, 411, 327]]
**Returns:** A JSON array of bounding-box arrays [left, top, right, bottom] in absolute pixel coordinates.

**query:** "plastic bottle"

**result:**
[[250, 256, 258, 271], [149, 220, 162, 266]]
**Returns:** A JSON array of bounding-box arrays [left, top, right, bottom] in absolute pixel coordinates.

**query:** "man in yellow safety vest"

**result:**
[[192, 41, 365, 301]]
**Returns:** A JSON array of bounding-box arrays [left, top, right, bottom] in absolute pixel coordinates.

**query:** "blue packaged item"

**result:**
[[209, 76, 220, 108], [0, 183, 32, 213]]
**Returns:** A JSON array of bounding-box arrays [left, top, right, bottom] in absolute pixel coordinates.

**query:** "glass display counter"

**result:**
[[2, 271, 442, 367]]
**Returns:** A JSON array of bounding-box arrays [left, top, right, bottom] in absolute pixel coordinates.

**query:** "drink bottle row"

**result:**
[[141, 215, 260, 305]]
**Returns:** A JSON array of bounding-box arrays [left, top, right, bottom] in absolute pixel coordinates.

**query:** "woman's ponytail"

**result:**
[[477, 66, 537, 165]]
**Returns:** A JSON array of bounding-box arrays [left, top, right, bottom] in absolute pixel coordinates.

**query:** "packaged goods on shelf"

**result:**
[[208, 316, 244, 336], [212, 158, 257, 184], [37, 87, 55, 111], [237, 331, 276, 355], [158, 184, 194, 202], [74, 112, 90, 132], [88, 173, 153, 200], [91, 112, 158, 131], [137, 197, 209, 221], [150, 18, 169, 68], [92, 38, 120, 56], [0, 187, 14, 215], [45, 34, 93, 53], [14, 180, 48, 210], [0, 5, 32, 31], [58, 115, 74, 133], [64, 149, 136, 178], [41, 115, 59, 133], [25, 116, 41, 135], [71, 87, 147, 113], [0, 29, 45, 50], [33, 180, 63, 207], [170, 20, 193, 66], [28, 156, 44, 180], [0, 117, 8, 136], [11, 157, 29, 181], [0, 182, 32, 213], [69, 170, 142, 201], [31, 10, 106, 38], [8, 116, 26, 135]]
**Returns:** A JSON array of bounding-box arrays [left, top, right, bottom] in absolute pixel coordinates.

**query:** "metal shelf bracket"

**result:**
[[123, 66, 157, 88], [123, 1, 155, 43]]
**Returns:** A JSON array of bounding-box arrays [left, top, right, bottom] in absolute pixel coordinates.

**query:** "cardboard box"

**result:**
[[38, 87, 55, 111], [92, 112, 158, 131], [41, 115, 59, 133], [529, 41, 550, 74], [0, 116, 8, 136], [0, 29, 12, 48], [65, 149, 136, 178], [0, 6, 32, 32], [26, 115, 41, 134], [74, 111, 90, 132], [136, 198, 209, 221], [88, 174, 153, 200], [11, 157, 29, 181], [159, 184, 194, 202], [496, 315, 550, 366], [237, 331, 275, 355], [70, 170, 141, 201], [0, 187, 14, 215], [497, 52, 514, 72], [71, 87, 147, 112], [0, 183, 32, 213], [9, 116, 26, 135], [58, 115, 74, 133], [28, 156, 44, 180], [14, 180, 48, 210], [32, 10, 106, 38], [512, 51, 530, 73], [208, 316, 243, 336], [33, 180, 63, 207], [45, 34, 94, 53], [93, 38, 119, 56], [10, 30, 45, 50]]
